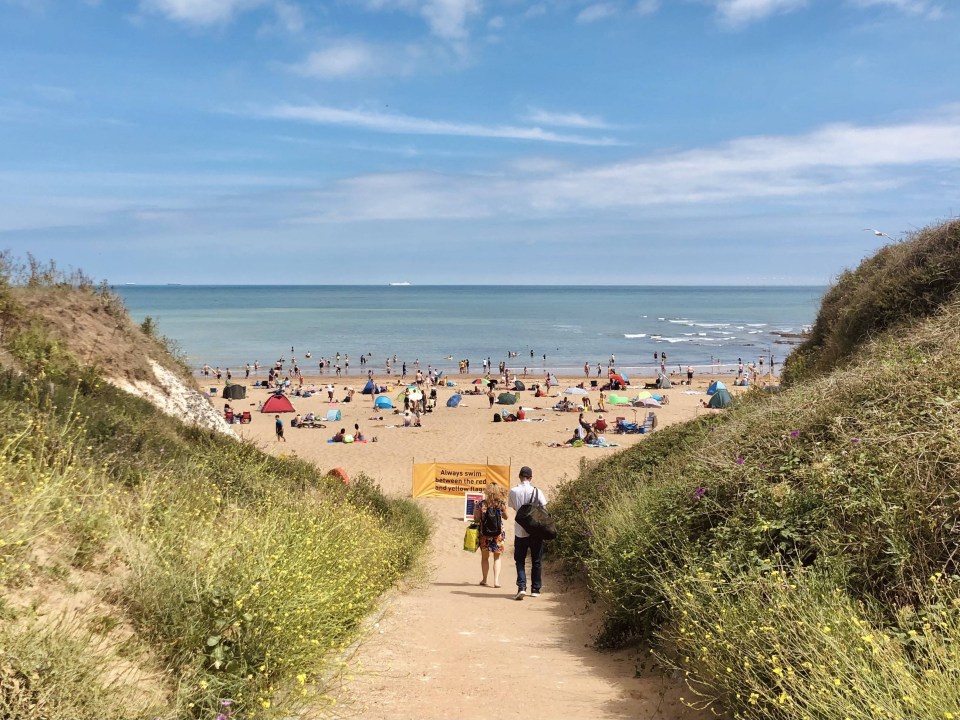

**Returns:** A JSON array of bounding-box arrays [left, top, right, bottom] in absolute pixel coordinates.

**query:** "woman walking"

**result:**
[[474, 482, 509, 588]]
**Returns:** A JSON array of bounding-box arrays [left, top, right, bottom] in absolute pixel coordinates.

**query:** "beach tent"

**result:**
[[545, 375, 559, 387], [707, 388, 732, 409], [657, 373, 672, 389], [497, 393, 518, 405], [563, 387, 588, 395], [513, 380, 526, 391], [325, 409, 342, 422], [607, 394, 631, 405], [637, 397, 662, 408], [472, 378, 489, 385], [635, 391, 652, 400], [446, 394, 462, 408], [707, 380, 728, 396], [222, 384, 247, 400], [396, 385, 421, 401], [374, 396, 393, 409], [261, 394, 295, 413], [361, 380, 378, 395]]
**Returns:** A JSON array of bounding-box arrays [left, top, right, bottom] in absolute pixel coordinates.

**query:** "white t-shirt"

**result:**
[[508, 480, 547, 539]]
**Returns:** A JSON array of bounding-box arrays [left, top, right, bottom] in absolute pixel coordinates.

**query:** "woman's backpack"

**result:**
[[481, 503, 502, 537]]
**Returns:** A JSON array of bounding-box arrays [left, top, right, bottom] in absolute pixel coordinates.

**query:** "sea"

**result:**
[[117, 285, 824, 377]]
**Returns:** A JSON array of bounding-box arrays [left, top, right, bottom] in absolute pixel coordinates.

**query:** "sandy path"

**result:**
[[229, 372, 730, 720]]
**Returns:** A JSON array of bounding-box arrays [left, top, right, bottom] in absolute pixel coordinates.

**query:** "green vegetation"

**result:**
[[0, 262, 430, 718], [551, 219, 960, 718], [784, 219, 960, 384]]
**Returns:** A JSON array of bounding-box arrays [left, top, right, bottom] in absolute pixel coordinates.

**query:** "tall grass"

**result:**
[[0, 332, 429, 717], [550, 286, 960, 715], [784, 218, 960, 385]]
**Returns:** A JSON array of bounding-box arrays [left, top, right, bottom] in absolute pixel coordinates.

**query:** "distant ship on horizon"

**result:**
[[389, 282, 412, 286]]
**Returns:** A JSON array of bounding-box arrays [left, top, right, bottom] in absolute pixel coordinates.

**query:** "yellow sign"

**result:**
[[412, 462, 511, 498]]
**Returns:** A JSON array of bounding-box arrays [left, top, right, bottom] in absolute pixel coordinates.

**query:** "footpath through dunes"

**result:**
[[236, 374, 728, 720], [329, 497, 706, 720]]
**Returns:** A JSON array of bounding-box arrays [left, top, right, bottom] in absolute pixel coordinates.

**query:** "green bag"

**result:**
[[463, 523, 480, 552]]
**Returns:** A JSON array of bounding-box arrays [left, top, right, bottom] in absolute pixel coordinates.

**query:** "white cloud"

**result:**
[[289, 41, 384, 79], [577, 2, 618, 22], [300, 110, 960, 221], [524, 107, 611, 129], [634, 0, 660, 16], [256, 103, 623, 145], [849, 0, 943, 18], [523, 3, 547, 18], [362, 0, 482, 39], [272, 1, 303, 31], [140, 0, 267, 24], [710, 0, 807, 27]]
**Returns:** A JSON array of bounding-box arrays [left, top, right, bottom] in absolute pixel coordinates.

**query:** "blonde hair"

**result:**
[[484, 482, 507, 508]]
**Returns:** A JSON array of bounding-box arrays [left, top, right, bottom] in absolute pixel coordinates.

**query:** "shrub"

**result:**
[[663, 562, 960, 720], [0, 616, 156, 719], [784, 218, 960, 385]]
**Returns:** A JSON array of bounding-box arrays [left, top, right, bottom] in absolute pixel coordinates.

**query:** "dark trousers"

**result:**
[[514, 535, 544, 592]]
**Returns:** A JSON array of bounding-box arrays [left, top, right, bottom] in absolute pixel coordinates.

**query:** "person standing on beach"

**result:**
[[584, 361, 589, 377], [275, 415, 285, 442], [687, 366, 694, 385], [509, 466, 546, 600]]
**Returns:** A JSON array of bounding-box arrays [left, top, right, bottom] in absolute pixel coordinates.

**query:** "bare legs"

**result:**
[[480, 548, 490, 585], [480, 548, 502, 587]]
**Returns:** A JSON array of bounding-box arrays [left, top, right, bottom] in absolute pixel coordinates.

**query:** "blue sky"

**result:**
[[1, 0, 958, 284]]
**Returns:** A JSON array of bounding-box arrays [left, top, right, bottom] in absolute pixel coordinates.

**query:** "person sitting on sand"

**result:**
[[403, 410, 413, 427], [353, 423, 364, 441], [594, 415, 608, 433], [578, 412, 592, 433], [516, 407, 526, 420], [292, 413, 302, 428], [304, 411, 315, 423], [332, 427, 346, 442]]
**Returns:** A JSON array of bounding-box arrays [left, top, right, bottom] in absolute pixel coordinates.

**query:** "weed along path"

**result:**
[[237, 375, 728, 719], [330, 497, 704, 720]]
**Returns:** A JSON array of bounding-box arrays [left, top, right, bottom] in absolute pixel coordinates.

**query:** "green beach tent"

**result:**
[[707, 388, 732, 409]]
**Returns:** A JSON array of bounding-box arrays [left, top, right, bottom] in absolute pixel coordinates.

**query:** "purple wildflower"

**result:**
[[789, 430, 800, 438], [735, 457, 745, 465], [851, 437, 861, 444], [692, 487, 707, 501], [217, 715, 228, 720], [220, 700, 233, 708]]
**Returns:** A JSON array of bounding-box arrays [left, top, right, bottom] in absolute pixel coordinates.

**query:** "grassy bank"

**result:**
[[0, 263, 430, 718], [550, 220, 960, 718]]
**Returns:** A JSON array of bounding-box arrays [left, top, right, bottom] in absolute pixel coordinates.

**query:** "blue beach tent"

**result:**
[[446, 394, 462, 408], [362, 380, 376, 394], [374, 396, 393, 409], [325, 409, 342, 422], [707, 380, 728, 396]]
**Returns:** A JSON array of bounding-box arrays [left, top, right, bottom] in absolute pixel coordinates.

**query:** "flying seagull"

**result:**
[[863, 228, 894, 240]]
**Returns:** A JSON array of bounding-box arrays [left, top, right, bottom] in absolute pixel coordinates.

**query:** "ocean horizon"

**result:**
[[117, 284, 824, 377]]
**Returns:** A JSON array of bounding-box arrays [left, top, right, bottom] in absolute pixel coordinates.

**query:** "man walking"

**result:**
[[508, 466, 546, 600]]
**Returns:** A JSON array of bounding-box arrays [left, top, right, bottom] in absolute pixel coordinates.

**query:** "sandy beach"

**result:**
[[226, 369, 741, 495], [220, 368, 744, 719]]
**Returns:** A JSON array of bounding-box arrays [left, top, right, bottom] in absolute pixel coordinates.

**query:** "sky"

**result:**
[[1, 0, 958, 285]]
